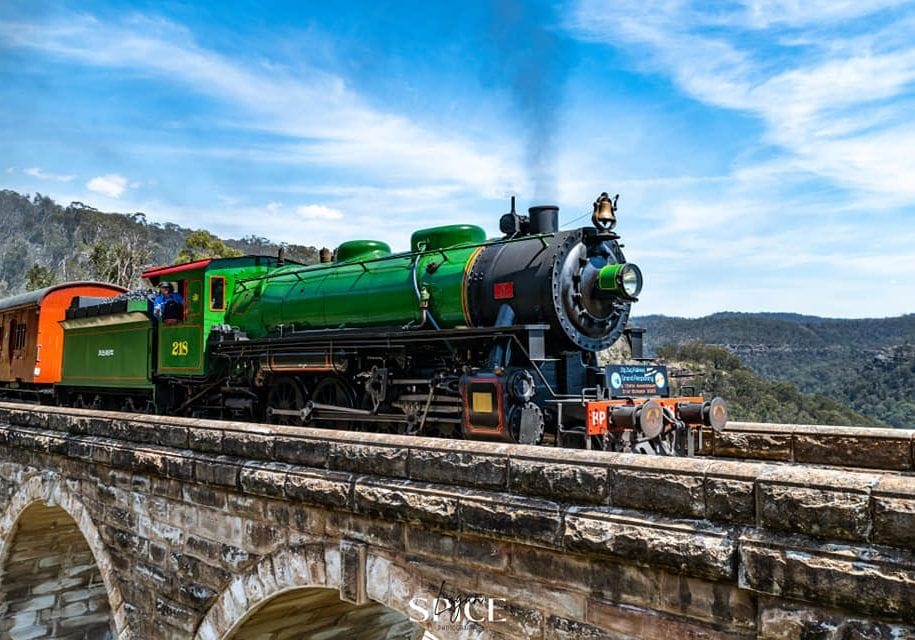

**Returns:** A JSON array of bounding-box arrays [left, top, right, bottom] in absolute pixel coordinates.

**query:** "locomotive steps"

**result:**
[[1, 401, 913, 638]]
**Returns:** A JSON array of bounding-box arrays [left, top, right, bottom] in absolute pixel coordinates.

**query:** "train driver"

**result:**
[[153, 282, 185, 324]]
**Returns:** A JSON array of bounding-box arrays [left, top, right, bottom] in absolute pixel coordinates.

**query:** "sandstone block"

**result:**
[[365, 552, 391, 603], [714, 427, 793, 461], [655, 571, 756, 628], [564, 507, 736, 580], [193, 456, 240, 488], [590, 556, 660, 608], [354, 479, 460, 528], [182, 483, 226, 509], [339, 539, 368, 605], [871, 474, 915, 548], [163, 454, 195, 481], [756, 467, 879, 542], [409, 447, 508, 490], [119, 420, 159, 445], [404, 525, 456, 561], [328, 442, 408, 478], [460, 492, 562, 546], [284, 469, 353, 509], [454, 534, 511, 571], [325, 512, 405, 550], [739, 530, 915, 622], [757, 597, 915, 639], [154, 595, 197, 633], [511, 545, 589, 591], [586, 598, 754, 640], [509, 457, 609, 504], [545, 615, 628, 640], [703, 461, 756, 524], [792, 426, 912, 470], [274, 436, 330, 468], [222, 431, 274, 460], [189, 428, 223, 454], [239, 462, 289, 498], [154, 422, 189, 449]]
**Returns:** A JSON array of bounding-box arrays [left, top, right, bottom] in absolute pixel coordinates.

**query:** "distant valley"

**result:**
[[636, 313, 915, 428]]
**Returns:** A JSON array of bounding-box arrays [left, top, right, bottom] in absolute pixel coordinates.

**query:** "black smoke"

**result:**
[[489, 0, 572, 200]]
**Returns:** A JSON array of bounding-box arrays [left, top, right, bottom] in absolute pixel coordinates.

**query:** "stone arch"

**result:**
[[0, 472, 132, 639], [195, 543, 443, 640]]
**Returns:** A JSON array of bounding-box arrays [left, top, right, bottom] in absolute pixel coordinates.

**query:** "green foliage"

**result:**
[[177, 230, 244, 263], [24, 264, 56, 291], [0, 190, 319, 293], [658, 340, 884, 427], [229, 235, 319, 265], [88, 235, 151, 288], [2, 238, 30, 281], [642, 312, 914, 428]]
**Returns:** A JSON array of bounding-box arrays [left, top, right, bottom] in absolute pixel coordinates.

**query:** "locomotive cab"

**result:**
[[142, 256, 290, 378]]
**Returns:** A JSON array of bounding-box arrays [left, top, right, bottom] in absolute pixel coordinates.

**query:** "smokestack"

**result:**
[[528, 205, 559, 234]]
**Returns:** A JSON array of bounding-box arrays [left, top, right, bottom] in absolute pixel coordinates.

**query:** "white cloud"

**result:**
[[569, 1, 915, 204], [24, 167, 75, 182], [296, 204, 344, 220], [0, 14, 524, 197], [86, 173, 128, 198], [737, 0, 911, 29]]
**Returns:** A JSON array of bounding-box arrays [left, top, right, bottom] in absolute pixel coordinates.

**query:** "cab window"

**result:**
[[159, 280, 187, 324], [210, 276, 226, 311]]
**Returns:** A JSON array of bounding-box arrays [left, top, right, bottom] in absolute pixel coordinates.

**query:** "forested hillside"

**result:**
[[657, 341, 882, 427], [0, 190, 319, 293], [638, 313, 915, 428]]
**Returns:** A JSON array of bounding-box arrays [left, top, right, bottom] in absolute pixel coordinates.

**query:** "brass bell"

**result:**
[[592, 192, 618, 230]]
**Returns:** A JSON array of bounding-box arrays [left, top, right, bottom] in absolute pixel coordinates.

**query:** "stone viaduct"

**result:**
[[0, 401, 913, 640]]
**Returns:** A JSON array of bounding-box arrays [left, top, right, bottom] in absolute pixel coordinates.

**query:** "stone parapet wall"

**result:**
[[0, 402, 913, 639], [705, 421, 915, 470]]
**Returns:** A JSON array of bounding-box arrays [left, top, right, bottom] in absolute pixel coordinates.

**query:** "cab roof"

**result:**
[[141, 255, 297, 284], [0, 282, 126, 313]]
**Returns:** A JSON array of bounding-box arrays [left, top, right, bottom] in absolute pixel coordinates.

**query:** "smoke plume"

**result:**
[[490, 1, 572, 201]]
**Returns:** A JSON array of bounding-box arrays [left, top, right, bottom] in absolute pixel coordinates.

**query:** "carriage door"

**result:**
[[158, 277, 205, 375]]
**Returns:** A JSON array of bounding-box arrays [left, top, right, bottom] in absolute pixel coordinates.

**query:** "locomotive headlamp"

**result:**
[[609, 399, 663, 439], [677, 397, 728, 432], [597, 263, 643, 299], [638, 400, 664, 440]]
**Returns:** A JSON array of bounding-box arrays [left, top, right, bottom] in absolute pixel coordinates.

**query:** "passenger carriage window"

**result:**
[[16, 322, 27, 349], [210, 277, 226, 311]]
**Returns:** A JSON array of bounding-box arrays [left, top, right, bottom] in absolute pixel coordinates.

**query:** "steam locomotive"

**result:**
[[0, 193, 726, 453]]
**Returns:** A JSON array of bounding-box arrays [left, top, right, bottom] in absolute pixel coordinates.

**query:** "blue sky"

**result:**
[[2, 1, 914, 318]]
